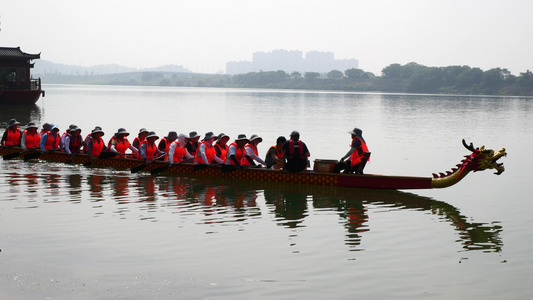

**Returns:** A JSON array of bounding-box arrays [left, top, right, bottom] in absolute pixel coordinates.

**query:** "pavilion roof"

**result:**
[[0, 47, 41, 60]]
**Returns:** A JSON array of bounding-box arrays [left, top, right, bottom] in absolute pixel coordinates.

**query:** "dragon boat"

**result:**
[[0, 140, 506, 190]]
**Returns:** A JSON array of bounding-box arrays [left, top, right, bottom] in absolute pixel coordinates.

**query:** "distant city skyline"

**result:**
[[226, 49, 359, 75]]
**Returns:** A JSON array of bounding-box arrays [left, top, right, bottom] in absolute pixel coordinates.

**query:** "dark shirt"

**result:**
[[283, 139, 309, 172]]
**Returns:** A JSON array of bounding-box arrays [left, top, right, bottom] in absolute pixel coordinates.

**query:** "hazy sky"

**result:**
[[2, 0, 532, 75]]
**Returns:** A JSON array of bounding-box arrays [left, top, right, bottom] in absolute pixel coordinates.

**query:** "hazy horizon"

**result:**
[[2, 0, 532, 76]]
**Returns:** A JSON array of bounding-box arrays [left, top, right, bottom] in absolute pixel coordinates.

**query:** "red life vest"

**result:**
[[141, 140, 157, 161], [44, 132, 60, 151], [109, 136, 131, 156], [269, 145, 283, 159], [132, 136, 145, 159], [349, 137, 370, 167], [68, 134, 83, 153], [4, 128, 21, 146], [241, 143, 258, 166], [288, 140, 304, 159], [195, 141, 216, 164], [83, 134, 92, 153], [227, 142, 245, 165], [170, 141, 187, 163], [214, 143, 228, 161], [23, 130, 40, 149], [90, 137, 105, 157]]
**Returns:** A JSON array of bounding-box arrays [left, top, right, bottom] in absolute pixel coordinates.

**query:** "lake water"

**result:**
[[1, 85, 532, 299]]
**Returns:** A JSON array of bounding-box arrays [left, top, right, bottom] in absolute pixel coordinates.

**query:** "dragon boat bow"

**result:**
[[0, 140, 506, 190]]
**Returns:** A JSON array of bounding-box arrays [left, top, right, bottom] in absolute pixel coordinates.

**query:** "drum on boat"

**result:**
[[313, 159, 338, 173]]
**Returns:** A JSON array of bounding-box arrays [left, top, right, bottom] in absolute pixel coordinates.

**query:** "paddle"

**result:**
[[23, 151, 42, 162], [130, 154, 166, 174], [83, 151, 118, 166], [2, 151, 22, 160], [150, 163, 174, 175]]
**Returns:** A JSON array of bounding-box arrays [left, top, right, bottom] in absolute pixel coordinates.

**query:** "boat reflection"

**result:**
[[0, 168, 502, 252], [0, 104, 41, 128]]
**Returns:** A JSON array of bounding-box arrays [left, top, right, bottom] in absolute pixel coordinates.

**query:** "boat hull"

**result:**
[[1, 147, 433, 190], [0, 89, 43, 104]]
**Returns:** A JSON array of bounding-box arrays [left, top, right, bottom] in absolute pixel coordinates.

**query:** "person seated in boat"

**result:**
[[334, 127, 370, 174], [225, 134, 249, 166], [132, 128, 149, 159], [60, 124, 77, 149], [39, 123, 51, 138], [82, 126, 102, 154], [265, 136, 286, 170], [1, 119, 22, 147], [158, 131, 178, 161], [186, 131, 201, 157], [195, 132, 224, 165], [21, 122, 41, 151], [86, 127, 108, 160], [168, 133, 194, 163], [139, 131, 165, 163], [64, 126, 84, 157], [283, 131, 310, 172], [242, 134, 266, 167], [214, 133, 230, 162], [108, 128, 138, 158], [40, 125, 61, 152]]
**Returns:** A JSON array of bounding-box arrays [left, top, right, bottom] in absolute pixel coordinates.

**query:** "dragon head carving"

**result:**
[[461, 139, 506, 175]]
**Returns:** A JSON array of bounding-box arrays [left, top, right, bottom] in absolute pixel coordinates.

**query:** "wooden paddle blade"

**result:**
[[150, 165, 170, 175], [23, 152, 41, 162], [98, 152, 117, 159], [130, 163, 146, 173], [2, 151, 22, 160], [193, 164, 208, 172], [221, 164, 238, 173]]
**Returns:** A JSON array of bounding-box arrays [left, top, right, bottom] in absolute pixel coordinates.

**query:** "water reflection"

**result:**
[[0, 104, 41, 128], [0, 167, 502, 253]]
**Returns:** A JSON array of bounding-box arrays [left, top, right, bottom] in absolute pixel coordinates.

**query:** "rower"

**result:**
[[21, 122, 41, 151], [108, 128, 138, 158], [158, 131, 178, 160], [60, 124, 77, 149], [39, 123, 51, 138], [1, 119, 22, 147], [214, 133, 230, 162], [225, 134, 249, 166], [132, 128, 149, 158], [265, 136, 286, 170], [64, 126, 84, 157], [87, 127, 108, 159], [335, 127, 370, 174], [40, 125, 61, 152], [283, 130, 310, 172], [139, 131, 165, 163], [167, 134, 194, 163], [83, 126, 102, 153], [195, 132, 224, 165], [186, 131, 201, 156], [242, 134, 266, 167]]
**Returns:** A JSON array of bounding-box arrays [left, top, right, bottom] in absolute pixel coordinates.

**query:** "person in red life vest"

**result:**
[[39, 123, 51, 138], [195, 132, 224, 165], [214, 133, 230, 162], [132, 128, 149, 159], [87, 127, 108, 160], [21, 122, 41, 151], [158, 131, 178, 161], [335, 127, 370, 174], [40, 125, 61, 152], [1, 119, 22, 147], [139, 131, 165, 163], [82, 126, 102, 153], [265, 136, 286, 170], [186, 131, 201, 156], [167, 133, 194, 163], [225, 134, 249, 166], [242, 134, 266, 167], [282, 131, 310, 172], [108, 128, 138, 158], [64, 126, 84, 157], [60, 124, 76, 149]]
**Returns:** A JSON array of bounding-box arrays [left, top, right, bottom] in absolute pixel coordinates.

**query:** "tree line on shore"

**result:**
[[40, 62, 533, 96]]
